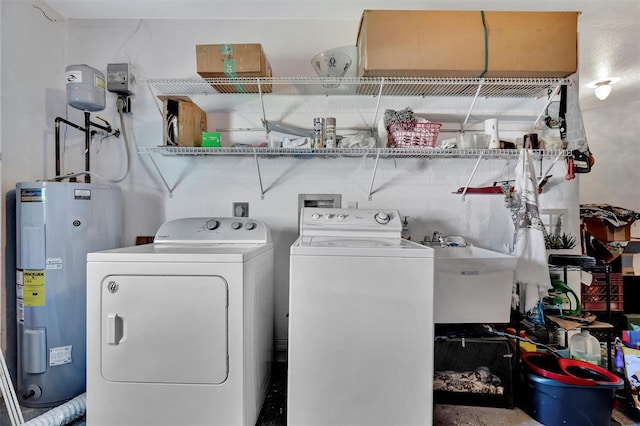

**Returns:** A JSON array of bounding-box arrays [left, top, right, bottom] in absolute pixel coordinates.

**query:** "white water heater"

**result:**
[[16, 181, 122, 407]]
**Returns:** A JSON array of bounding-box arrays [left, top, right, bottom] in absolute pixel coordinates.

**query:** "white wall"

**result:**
[[58, 18, 579, 348], [4, 8, 637, 350], [1, 0, 67, 348], [580, 101, 640, 213]]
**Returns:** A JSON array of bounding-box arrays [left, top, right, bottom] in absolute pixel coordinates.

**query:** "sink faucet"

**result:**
[[432, 231, 445, 247]]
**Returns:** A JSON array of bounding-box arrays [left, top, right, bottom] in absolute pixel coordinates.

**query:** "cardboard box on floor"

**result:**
[[196, 43, 272, 93], [356, 10, 578, 78]]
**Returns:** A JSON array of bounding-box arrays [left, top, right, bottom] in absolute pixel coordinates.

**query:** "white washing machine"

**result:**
[[288, 208, 435, 425], [86, 217, 274, 426]]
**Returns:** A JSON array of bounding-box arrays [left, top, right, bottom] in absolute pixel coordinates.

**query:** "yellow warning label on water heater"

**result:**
[[23, 270, 45, 306]]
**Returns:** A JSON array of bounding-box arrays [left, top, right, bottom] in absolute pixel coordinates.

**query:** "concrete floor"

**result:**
[[5, 401, 640, 425], [4, 361, 640, 425]]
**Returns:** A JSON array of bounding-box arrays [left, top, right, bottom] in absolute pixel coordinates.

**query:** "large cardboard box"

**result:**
[[162, 97, 207, 147], [356, 10, 578, 78], [196, 43, 272, 93], [583, 217, 633, 242]]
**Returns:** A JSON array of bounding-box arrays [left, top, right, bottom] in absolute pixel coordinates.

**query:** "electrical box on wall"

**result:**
[[107, 63, 135, 95]]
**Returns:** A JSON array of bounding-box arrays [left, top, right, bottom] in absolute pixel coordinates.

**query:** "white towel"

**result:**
[[510, 149, 551, 313]]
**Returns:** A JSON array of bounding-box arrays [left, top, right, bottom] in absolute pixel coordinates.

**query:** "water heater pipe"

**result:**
[[54, 113, 118, 183]]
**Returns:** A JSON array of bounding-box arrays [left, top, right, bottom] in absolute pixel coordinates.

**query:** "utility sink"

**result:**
[[433, 245, 518, 324]]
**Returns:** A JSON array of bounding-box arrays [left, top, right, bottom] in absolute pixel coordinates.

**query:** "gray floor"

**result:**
[[4, 404, 639, 425], [4, 394, 640, 425], [3, 360, 640, 425], [435, 403, 639, 425]]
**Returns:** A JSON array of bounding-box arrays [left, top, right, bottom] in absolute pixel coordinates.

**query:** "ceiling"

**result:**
[[44, 0, 640, 111]]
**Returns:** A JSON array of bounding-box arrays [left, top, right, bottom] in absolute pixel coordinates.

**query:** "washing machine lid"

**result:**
[[291, 236, 434, 258]]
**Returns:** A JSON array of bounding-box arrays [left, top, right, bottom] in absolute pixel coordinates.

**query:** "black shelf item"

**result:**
[[548, 254, 596, 267], [434, 336, 515, 408]]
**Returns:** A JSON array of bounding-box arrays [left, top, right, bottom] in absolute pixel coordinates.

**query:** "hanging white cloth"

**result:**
[[510, 149, 551, 313]]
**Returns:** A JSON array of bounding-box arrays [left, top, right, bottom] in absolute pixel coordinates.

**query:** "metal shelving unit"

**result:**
[[548, 262, 615, 371], [141, 76, 572, 197], [139, 146, 569, 159], [146, 76, 570, 130], [145, 76, 568, 98]]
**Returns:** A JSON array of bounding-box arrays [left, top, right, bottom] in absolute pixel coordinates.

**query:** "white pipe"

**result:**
[[22, 393, 86, 426], [0, 349, 24, 426]]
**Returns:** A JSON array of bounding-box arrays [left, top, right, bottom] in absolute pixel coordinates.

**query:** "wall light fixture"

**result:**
[[587, 77, 621, 101]]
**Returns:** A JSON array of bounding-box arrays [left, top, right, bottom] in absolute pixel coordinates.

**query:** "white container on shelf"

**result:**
[[569, 330, 602, 365]]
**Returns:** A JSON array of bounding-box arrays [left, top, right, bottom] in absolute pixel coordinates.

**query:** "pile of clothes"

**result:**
[[433, 366, 504, 395]]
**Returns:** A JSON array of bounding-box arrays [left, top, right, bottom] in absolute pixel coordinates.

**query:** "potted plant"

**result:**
[[545, 232, 577, 250]]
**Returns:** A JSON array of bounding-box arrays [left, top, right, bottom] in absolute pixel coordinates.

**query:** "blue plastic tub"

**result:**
[[525, 371, 623, 426]]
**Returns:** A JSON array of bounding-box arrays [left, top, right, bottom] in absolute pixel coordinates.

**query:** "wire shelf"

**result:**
[[145, 76, 570, 98], [139, 146, 570, 159]]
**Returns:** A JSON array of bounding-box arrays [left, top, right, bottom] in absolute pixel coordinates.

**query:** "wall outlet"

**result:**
[[233, 202, 249, 217], [346, 201, 358, 209]]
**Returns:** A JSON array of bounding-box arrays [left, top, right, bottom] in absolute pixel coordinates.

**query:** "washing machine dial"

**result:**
[[231, 221, 242, 230], [205, 219, 220, 230], [337, 214, 347, 220], [245, 221, 256, 230], [374, 212, 391, 224], [311, 213, 321, 220]]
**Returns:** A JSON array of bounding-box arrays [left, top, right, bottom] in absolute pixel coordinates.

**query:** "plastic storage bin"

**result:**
[[524, 371, 623, 426]]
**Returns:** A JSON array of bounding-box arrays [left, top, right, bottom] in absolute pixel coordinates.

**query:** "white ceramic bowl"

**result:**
[[311, 52, 352, 78]]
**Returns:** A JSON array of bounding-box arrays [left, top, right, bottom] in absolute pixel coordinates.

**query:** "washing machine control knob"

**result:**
[[311, 213, 321, 220], [245, 221, 256, 230], [337, 214, 347, 220], [231, 221, 242, 230], [374, 212, 390, 224], [205, 219, 220, 230]]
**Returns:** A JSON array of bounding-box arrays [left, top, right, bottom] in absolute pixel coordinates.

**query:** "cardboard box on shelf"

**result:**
[[162, 97, 207, 147], [622, 242, 640, 276], [356, 10, 578, 78], [583, 217, 633, 243], [196, 43, 272, 93]]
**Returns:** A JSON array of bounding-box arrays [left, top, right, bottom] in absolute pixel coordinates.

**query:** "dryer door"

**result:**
[[100, 275, 228, 384]]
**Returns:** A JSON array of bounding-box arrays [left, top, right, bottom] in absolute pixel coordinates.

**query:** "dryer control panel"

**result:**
[[154, 217, 271, 244], [300, 208, 402, 238]]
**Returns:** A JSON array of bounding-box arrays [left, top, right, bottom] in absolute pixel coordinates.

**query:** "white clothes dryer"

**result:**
[[288, 208, 435, 426], [86, 217, 274, 426]]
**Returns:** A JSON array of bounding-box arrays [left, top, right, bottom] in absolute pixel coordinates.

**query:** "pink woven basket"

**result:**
[[387, 122, 442, 148]]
